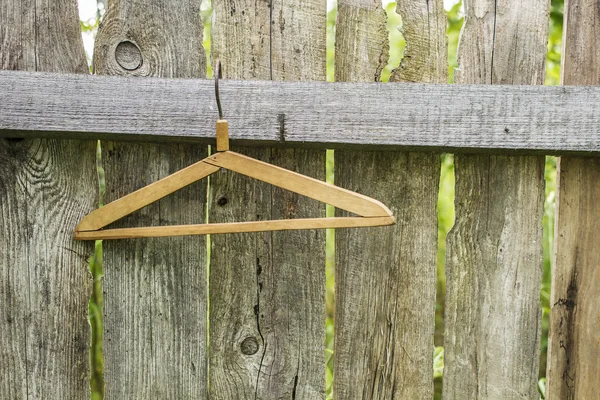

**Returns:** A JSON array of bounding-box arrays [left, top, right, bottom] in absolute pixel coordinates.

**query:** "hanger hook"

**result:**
[[215, 60, 224, 120]]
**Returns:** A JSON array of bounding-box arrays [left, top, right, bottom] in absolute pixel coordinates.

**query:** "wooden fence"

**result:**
[[0, 0, 598, 399]]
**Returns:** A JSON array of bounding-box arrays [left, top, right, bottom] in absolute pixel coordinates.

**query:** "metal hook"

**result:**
[[214, 60, 224, 120]]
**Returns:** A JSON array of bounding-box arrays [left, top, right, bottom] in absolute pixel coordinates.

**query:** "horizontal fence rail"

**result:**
[[2, 70, 600, 155]]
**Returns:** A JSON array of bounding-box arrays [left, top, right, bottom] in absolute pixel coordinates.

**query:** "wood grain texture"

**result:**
[[547, 0, 600, 398], [94, 0, 208, 397], [0, 1, 88, 72], [443, 0, 548, 398], [216, 120, 229, 151], [4, 71, 600, 155], [208, 151, 327, 399], [547, 159, 600, 400], [444, 156, 545, 399], [391, 0, 447, 83], [209, 0, 327, 397], [93, 0, 204, 78], [335, 0, 388, 83], [0, 0, 94, 399], [454, 0, 548, 85], [333, 0, 444, 397], [334, 152, 440, 399]]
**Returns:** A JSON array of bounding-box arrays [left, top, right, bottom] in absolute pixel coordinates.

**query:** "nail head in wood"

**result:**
[[216, 120, 229, 151]]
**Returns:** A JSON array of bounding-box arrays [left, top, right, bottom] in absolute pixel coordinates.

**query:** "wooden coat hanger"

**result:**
[[74, 62, 395, 240]]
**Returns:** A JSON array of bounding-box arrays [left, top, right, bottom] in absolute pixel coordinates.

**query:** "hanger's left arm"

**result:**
[[76, 159, 220, 232]]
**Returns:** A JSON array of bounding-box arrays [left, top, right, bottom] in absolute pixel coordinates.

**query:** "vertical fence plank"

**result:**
[[391, 0, 447, 83], [334, 0, 445, 398], [547, 0, 600, 398], [443, 0, 548, 398], [94, 1, 207, 398], [0, 0, 94, 399], [209, 1, 326, 398]]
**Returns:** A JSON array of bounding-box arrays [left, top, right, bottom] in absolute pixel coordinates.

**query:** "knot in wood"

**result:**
[[240, 336, 259, 355], [217, 196, 228, 206], [115, 40, 142, 71]]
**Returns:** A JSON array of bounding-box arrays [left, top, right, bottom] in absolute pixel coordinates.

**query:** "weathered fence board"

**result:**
[[0, 0, 94, 399], [547, 0, 600, 398], [4, 70, 600, 155], [333, 0, 444, 397], [443, 0, 547, 398], [209, 0, 326, 398], [391, 0, 447, 83], [94, 0, 208, 398]]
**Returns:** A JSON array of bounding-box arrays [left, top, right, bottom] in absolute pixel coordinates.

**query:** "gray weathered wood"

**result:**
[[3, 70, 600, 155], [334, 153, 440, 399], [333, 0, 443, 398], [208, 0, 326, 398], [94, 0, 208, 398], [444, 156, 545, 399], [547, 0, 600, 398], [443, 0, 547, 398], [547, 159, 600, 400], [0, 0, 94, 399], [334, 0, 388, 83], [391, 0, 447, 83]]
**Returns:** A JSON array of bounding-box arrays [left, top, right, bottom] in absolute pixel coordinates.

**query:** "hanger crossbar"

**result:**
[[74, 216, 395, 240]]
